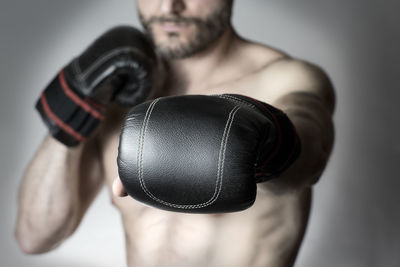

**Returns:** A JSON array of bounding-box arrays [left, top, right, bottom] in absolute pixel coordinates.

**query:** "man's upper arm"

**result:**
[[257, 59, 335, 187], [259, 58, 335, 113]]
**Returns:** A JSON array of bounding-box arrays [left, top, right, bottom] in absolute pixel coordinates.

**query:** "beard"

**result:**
[[139, 2, 232, 59]]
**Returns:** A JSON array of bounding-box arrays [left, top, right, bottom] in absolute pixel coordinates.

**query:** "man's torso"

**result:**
[[97, 42, 312, 267]]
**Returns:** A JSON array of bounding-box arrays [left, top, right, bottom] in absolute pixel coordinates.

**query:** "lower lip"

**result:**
[[160, 22, 187, 32]]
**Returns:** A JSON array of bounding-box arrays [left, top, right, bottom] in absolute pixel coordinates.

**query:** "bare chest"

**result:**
[[169, 70, 279, 104]]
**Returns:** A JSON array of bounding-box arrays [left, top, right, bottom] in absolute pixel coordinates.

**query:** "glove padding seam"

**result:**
[[137, 97, 241, 210]]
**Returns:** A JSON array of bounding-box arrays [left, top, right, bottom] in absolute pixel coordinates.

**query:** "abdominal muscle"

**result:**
[[119, 188, 311, 267]]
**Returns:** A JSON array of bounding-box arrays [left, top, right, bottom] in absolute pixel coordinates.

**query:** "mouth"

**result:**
[[158, 21, 189, 33]]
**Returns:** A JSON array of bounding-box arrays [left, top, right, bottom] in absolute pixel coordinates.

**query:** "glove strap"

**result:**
[[36, 70, 105, 146]]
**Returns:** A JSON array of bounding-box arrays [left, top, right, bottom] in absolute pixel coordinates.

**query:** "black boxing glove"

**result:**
[[117, 94, 301, 213], [36, 26, 158, 147]]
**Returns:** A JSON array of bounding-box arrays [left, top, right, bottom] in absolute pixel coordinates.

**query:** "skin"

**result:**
[[15, 1, 335, 266]]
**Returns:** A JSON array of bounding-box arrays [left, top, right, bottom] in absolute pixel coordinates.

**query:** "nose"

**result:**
[[161, 0, 186, 15]]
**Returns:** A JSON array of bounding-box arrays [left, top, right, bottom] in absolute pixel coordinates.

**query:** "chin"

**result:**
[[155, 38, 191, 54]]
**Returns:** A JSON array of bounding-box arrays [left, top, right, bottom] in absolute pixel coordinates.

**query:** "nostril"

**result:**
[[172, 0, 186, 13], [161, 0, 186, 15]]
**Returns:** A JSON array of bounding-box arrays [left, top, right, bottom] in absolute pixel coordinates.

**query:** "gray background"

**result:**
[[1, 0, 399, 266]]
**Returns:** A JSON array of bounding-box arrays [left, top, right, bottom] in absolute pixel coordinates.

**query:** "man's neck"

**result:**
[[166, 27, 242, 94]]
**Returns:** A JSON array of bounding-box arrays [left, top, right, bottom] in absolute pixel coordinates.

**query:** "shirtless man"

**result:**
[[15, 0, 335, 266]]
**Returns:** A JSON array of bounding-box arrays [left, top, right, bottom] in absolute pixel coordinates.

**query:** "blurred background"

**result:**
[[1, 0, 399, 266]]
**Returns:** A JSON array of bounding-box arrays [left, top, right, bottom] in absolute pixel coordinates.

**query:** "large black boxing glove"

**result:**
[[117, 94, 301, 213], [36, 26, 158, 146]]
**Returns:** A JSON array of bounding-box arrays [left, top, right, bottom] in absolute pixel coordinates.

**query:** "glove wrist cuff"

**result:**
[[36, 69, 105, 147]]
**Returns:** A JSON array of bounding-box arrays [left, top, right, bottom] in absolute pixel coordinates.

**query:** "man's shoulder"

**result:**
[[258, 57, 329, 83], [254, 56, 335, 111], [238, 41, 331, 83], [237, 41, 287, 72]]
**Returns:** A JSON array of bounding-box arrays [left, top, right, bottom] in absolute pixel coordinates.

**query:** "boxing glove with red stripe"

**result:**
[[36, 26, 159, 146]]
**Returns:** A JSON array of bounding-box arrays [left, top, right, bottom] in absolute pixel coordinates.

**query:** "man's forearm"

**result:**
[[15, 135, 84, 254], [271, 114, 333, 190], [262, 93, 334, 192]]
